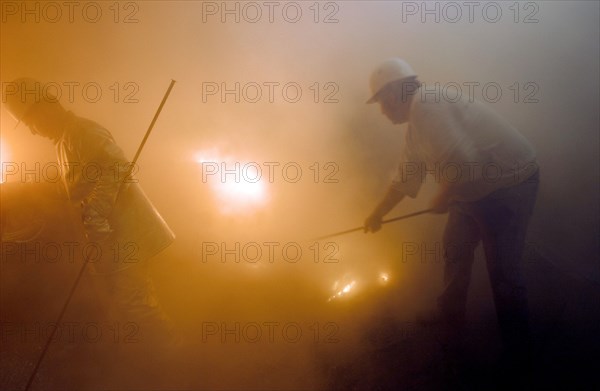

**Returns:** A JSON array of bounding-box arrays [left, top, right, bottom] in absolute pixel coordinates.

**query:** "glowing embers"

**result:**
[[327, 276, 358, 302], [379, 272, 391, 285], [195, 148, 270, 215], [327, 271, 392, 302], [329, 280, 356, 302]]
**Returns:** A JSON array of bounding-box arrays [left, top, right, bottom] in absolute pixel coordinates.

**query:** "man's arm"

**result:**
[[364, 186, 405, 233], [81, 165, 121, 242], [79, 131, 129, 242]]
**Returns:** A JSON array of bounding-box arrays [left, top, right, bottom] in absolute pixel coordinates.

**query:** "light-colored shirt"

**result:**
[[392, 86, 538, 202]]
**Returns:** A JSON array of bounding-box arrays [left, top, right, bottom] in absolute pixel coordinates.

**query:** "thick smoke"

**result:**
[[1, 1, 598, 389]]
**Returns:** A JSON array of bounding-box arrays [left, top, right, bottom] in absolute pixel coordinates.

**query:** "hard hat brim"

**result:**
[[9, 101, 37, 129], [365, 75, 418, 104], [365, 83, 391, 104], [366, 85, 387, 104], [4, 77, 56, 128], [366, 94, 378, 104]]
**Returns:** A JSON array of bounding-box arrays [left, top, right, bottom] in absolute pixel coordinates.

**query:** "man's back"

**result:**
[[401, 86, 538, 201]]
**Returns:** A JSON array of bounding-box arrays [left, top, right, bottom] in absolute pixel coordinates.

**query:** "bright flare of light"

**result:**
[[327, 272, 392, 302], [328, 280, 356, 302], [215, 180, 267, 214], [195, 149, 270, 215], [0, 139, 10, 183], [379, 272, 390, 284], [342, 282, 354, 293]]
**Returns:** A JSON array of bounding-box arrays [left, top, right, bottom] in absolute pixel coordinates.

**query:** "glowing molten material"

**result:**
[[328, 280, 356, 302]]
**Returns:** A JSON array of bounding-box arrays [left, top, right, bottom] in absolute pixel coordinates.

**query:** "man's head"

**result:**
[[367, 58, 421, 124], [3, 78, 66, 140]]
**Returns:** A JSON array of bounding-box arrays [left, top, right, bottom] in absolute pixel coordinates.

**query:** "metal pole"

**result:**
[[115, 79, 176, 203], [313, 208, 433, 241], [24, 249, 92, 390], [127, 79, 176, 180], [24, 79, 176, 391]]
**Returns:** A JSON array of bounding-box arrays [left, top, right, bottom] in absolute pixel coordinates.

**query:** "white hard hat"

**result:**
[[366, 58, 417, 104], [2, 78, 56, 126]]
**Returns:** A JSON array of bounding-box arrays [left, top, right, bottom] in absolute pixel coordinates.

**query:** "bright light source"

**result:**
[[327, 271, 392, 302], [195, 148, 270, 215], [328, 280, 356, 302], [0, 139, 10, 183], [379, 272, 390, 284], [215, 180, 267, 214], [342, 282, 354, 293]]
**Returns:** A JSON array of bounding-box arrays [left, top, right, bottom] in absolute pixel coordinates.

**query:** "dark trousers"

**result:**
[[438, 170, 539, 362], [91, 261, 176, 346]]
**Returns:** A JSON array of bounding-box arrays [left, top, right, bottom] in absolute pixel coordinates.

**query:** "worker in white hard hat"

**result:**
[[2, 78, 178, 379], [363, 58, 539, 382]]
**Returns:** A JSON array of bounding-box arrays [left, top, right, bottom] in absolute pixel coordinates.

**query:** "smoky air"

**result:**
[[1, 1, 598, 390]]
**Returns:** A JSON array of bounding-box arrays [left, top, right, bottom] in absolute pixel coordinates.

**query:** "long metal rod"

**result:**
[[313, 208, 433, 241], [128, 79, 176, 177], [24, 79, 176, 391], [23, 250, 92, 390]]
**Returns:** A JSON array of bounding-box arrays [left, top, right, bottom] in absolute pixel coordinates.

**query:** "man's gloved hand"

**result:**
[[364, 212, 383, 233], [81, 200, 112, 242]]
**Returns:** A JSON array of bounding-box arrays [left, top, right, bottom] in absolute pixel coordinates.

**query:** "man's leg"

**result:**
[[98, 262, 181, 387], [105, 263, 177, 346], [438, 204, 481, 329], [87, 242, 177, 343], [477, 173, 539, 377], [434, 204, 481, 384]]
